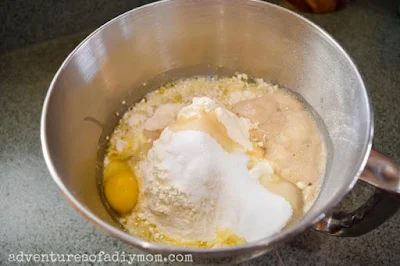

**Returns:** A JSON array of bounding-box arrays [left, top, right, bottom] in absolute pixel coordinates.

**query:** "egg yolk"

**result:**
[[104, 160, 132, 181], [104, 171, 139, 214]]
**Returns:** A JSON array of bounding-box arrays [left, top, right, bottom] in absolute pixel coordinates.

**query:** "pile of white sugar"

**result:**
[[138, 98, 293, 242]]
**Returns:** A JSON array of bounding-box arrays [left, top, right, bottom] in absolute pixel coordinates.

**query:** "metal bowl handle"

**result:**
[[313, 149, 400, 236]]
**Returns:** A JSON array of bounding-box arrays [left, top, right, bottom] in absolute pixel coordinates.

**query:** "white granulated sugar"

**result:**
[[139, 128, 292, 242]]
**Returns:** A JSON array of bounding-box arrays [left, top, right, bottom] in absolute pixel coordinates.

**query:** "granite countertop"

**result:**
[[0, 1, 399, 265]]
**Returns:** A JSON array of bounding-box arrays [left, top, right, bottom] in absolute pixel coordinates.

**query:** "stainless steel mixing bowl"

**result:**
[[41, 0, 400, 264]]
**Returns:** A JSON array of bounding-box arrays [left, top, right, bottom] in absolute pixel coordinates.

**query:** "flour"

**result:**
[[139, 128, 293, 242]]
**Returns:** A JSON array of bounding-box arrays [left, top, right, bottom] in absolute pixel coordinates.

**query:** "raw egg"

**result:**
[[104, 171, 139, 214], [104, 160, 131, 181]]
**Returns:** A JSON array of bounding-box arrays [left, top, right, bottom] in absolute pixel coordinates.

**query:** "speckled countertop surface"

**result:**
[[1, 1, 399, 265]]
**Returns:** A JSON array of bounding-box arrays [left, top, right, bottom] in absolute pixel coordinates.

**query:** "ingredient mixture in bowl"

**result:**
[[103, 74, 326, 248]]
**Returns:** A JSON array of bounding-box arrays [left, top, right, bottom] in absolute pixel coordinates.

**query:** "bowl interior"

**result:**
[[42, 0, 372, 258]]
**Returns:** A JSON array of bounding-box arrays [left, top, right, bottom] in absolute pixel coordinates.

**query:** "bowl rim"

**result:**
[[40, 0, 374, 256]]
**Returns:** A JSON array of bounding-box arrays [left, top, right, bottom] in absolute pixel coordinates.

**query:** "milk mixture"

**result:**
[[103, 74, 325, 248]]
